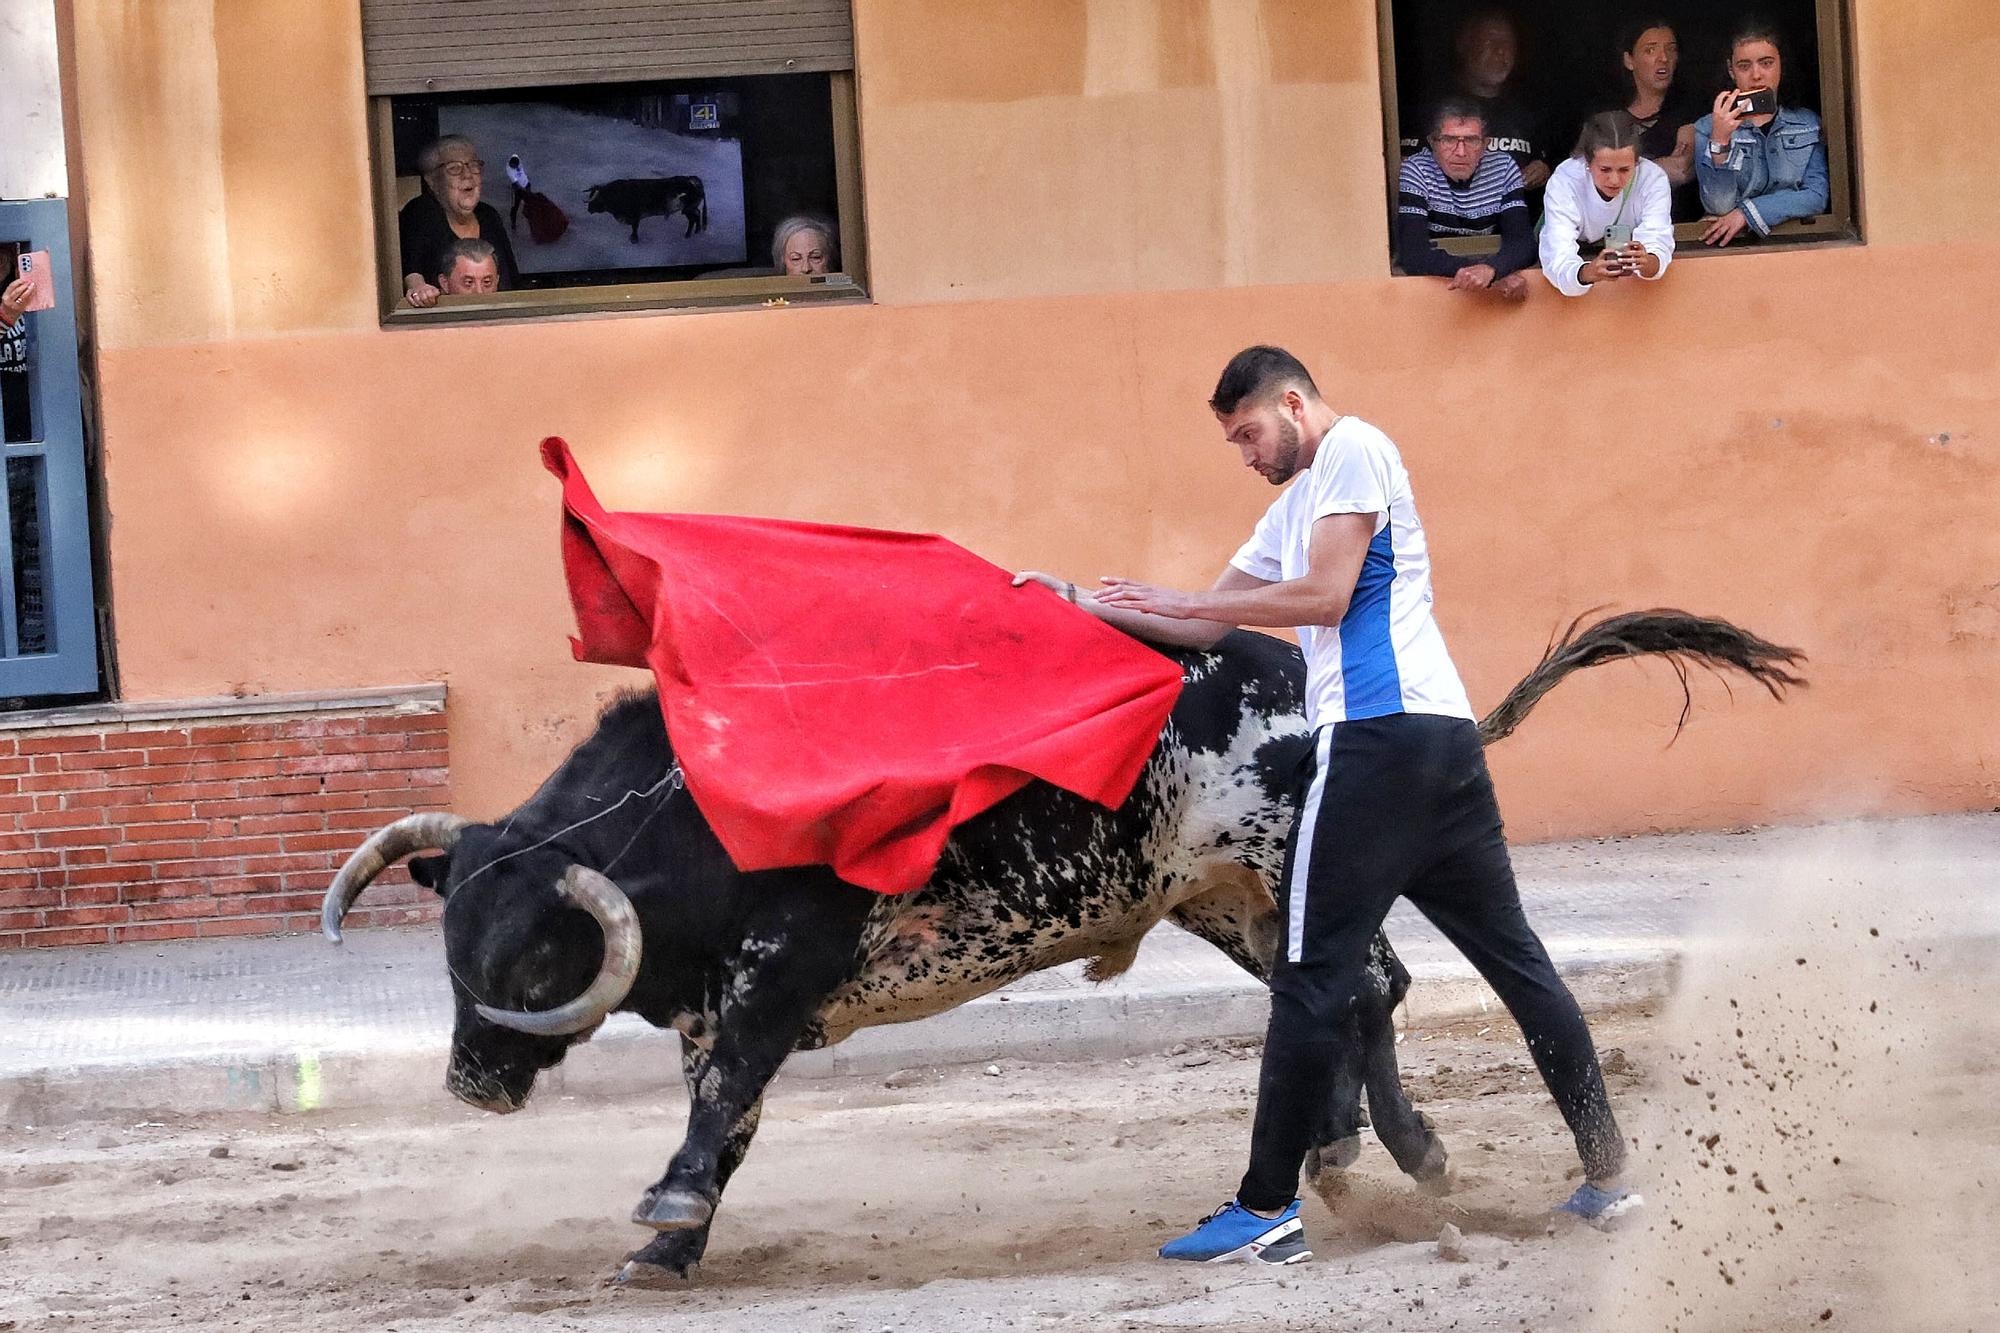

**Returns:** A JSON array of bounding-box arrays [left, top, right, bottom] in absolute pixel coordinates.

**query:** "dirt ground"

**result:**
[[5, 826, 1995, 1332]]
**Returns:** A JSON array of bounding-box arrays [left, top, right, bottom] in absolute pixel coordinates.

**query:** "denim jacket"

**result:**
[[1694, 106, 1829, 234]]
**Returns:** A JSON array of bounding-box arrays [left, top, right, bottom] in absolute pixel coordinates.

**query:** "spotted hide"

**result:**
[[323, 612, 1804, 1281]]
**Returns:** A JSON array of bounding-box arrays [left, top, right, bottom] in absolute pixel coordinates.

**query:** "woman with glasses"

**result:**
[[398, 135, 521, 308]]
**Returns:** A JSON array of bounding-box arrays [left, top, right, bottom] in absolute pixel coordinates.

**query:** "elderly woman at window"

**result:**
[[398, 135, 520, 307], [771, 215, 838, 276]]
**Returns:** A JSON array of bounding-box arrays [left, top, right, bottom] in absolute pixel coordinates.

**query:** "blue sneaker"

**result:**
[[1555, 1181, 1644, 1227], [1158, 1198, 1312, 1265]]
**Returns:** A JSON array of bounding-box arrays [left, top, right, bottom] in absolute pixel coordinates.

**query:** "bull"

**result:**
[[323, 611, 1802, 1281], [584, 176, 709, 241]]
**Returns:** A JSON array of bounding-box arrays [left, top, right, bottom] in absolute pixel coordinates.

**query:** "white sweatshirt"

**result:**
[[1538, 156, 1674, 298]]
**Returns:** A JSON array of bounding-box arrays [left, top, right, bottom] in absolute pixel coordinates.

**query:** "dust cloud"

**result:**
[[1598, 820, 1999, 1331]]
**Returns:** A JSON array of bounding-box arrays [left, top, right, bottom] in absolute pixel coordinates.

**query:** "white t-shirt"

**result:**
[[1538, 156, 1674, 298], [1229, 417, 1472, 729]]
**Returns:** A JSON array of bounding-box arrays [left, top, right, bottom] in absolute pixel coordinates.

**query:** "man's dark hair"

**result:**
[[1728, 15, 1784, 59], [1429, 98, 1489, 140], [1209, 346, 1320, 415]]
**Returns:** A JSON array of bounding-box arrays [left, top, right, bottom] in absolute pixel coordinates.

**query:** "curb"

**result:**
[[0, 958, 1676, 1126]]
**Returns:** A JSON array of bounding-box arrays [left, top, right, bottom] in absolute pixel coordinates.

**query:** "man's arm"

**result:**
[[1093, 512, 1378, 631], [1013, 566, 1269, 650]]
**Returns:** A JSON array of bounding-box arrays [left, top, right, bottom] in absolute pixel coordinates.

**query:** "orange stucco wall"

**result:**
[[61, 0, 2000, 836]]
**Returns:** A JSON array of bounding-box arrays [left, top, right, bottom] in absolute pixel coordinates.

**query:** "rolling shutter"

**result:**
[[360, 0, 854, 95]]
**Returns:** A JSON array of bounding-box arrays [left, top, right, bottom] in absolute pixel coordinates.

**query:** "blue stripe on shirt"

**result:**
[[1339, 524, 1403, 719]]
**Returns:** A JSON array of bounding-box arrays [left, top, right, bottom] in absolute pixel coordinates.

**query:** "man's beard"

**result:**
[[1264, 417, 1303, 485]]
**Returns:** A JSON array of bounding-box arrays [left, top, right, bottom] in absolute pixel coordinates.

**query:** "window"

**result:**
[[1378, 0, 1855, 269], [361, 0, 865, 322]]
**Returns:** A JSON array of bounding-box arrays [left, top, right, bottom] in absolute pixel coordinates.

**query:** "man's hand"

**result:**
[[1708, 91, 1744, 151], [405, 276, 442, 308], [1521, 160, 1552, 189], [1094, 577, 1199, 620], [1449, 263, 1497, 292], [1701, 209, 1751, 247], [1493, 271, 1529, 302], [0, 276, 31, 327], [1010, 570, 1075, 602]]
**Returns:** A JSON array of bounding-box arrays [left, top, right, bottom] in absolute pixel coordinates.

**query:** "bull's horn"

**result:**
[[474, 866, 642, 1037], [321, 812, 472, 943]]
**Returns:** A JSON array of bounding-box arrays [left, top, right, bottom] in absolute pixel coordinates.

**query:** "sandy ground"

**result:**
[[4, 824, 1994, 1331]]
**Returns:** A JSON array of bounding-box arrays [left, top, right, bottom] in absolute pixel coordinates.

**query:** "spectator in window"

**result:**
[[1539, 113, 1674, 298], [1605, 18, 1699, 200], [437, 238, 502, 296], [1396, 100, 1533, 301], [1694, 20, 1829, 247], [1435, 7, 1552, 192], [0, 276, 33, 444], [398, 135, 520, 308], [772, 215, 838, 276]]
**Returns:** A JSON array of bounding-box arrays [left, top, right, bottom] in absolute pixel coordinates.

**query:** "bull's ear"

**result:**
[[408, 854, 451, 895]]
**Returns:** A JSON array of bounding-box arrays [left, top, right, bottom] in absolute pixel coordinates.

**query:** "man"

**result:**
[[1403, 8, 1551, 193], [1016, 347, 1638, 1265], [505, 154, 530, 232], [437, 238, 502, 296], [1395, 101, 1533, 301], [1693, 21, 1828, 247]]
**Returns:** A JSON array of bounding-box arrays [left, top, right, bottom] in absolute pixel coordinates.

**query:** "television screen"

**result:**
[[428, 86, 751, 280]]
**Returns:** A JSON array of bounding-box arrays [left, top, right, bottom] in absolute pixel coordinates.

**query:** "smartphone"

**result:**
[[15, 250, 56, 312], [1603, 223, 1634, 249], [1733, 87, 1778, 117]]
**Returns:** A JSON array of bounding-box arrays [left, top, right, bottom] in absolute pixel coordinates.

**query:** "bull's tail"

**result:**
[[1476, 609, 1807, 746]]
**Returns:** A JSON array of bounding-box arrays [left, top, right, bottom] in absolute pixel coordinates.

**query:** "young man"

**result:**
[[1018, 347, 1638, 1264], [1396, 101, 1534, 300], [1693, 21, 1829, 247]]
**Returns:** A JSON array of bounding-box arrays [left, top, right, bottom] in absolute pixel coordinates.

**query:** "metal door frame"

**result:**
[[0, 197, 101, 698]]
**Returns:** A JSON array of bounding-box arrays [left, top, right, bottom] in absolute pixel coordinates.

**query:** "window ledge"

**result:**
[[382, 274, 867, 327], [0, 683, 446, 735]]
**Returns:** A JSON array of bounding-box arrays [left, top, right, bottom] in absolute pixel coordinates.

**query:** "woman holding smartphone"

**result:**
[[1694, 21, 1830, 247], [1538, 113, 1674, 298]]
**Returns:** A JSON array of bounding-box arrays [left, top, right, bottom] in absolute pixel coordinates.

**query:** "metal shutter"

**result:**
[[359, 0, 855, 95]]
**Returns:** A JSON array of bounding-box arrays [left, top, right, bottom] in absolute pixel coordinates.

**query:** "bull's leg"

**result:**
[[1355, 935, 1447, 1183], [632, 880, 873, 1233], [620, 1040, 765, 1280], [1170, 882, 1442, 1183], [629, 220, 643, 242]]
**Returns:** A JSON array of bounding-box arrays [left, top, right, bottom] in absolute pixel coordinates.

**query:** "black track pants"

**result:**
[[1236, 712, 1625, 1211]]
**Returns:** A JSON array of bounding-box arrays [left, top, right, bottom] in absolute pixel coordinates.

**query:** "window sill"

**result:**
[[380, 272, 869, 327], [1394, 215, 1860, 276]]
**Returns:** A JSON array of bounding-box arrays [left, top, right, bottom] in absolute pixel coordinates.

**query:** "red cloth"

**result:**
[[522, 190, 569, 244], [544, 437, 1185, 894]]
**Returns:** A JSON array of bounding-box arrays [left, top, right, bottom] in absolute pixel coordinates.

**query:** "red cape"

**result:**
[[544, 438, 1184, 894]]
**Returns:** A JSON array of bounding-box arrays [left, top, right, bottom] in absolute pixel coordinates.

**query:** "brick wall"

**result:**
[[0, 686, 449, 948]]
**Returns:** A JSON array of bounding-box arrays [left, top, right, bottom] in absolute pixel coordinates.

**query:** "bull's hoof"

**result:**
[[1304, 1134, 1364, 1180], [613, 1253, 695, 1287], [1413, 1136, 1452, 1192], [634, 1188, 715, 1231]]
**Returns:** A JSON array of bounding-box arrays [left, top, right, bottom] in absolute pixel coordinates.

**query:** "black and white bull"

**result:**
[[322, 611, 1802, 1281], [584, 176, 709, 241]]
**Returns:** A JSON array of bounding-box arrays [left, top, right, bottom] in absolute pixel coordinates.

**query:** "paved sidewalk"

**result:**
[[3, 814, 1993, 1123]]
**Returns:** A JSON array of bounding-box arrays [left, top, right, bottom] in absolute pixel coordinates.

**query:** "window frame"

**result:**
[[1374, 0, 1859, 274], [367, 70, 869, 326]]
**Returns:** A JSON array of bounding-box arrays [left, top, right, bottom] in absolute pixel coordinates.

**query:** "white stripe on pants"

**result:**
[[1285, 725, 1336, 963]]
